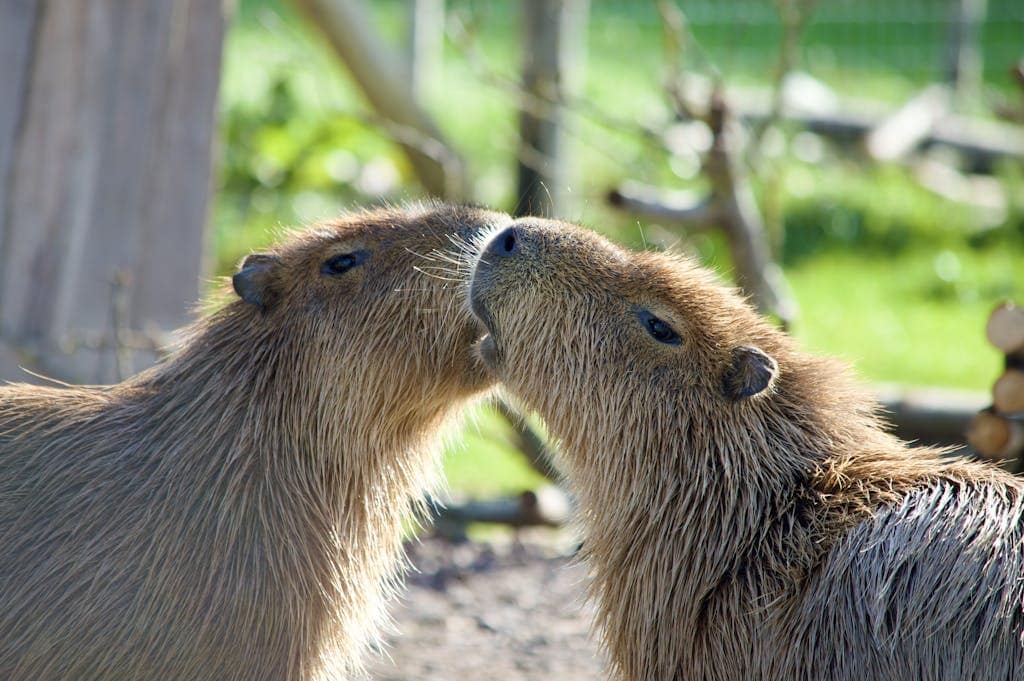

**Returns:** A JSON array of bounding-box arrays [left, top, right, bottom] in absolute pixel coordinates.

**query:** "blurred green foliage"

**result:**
[[218, 1, 1023, 494]]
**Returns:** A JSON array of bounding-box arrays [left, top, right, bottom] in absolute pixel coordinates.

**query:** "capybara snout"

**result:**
[[482, 224, 522, 259], [470, 218, 766, 423], [235, 203, 512, 399]]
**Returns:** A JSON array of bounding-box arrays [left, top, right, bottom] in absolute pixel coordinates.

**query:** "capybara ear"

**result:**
[[722, 345, 778, 400], [232, 253, 280, 311]]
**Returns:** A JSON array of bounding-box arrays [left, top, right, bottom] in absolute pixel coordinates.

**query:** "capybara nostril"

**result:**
[[486, 225, 520, 258]]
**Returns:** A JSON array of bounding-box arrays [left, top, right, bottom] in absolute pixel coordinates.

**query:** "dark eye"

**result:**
[[321, 250, 369, 276], [638, 310, 681, 345]]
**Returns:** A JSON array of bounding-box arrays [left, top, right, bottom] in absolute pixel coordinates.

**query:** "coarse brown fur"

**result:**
[[0, 203, 511, 680], [465, 218, 1024, 681]]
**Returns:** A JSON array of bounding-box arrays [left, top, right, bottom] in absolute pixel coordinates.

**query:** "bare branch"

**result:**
[[865, 85, 951, 162], [289, 0, 467, 199], [606, 182, 717, 230], [493, 399, 560, 482]]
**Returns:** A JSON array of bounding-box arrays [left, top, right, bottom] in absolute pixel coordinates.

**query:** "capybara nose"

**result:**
[[485, 225, 521, 259]]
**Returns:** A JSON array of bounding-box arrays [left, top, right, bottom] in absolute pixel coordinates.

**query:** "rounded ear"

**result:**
[[722, 345, 778, 400], [232, 253, 281, 311]]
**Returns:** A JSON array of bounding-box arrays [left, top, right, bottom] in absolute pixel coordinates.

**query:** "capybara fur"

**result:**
[[467, 218, 1024, 681], [0, 203, 510, 680]]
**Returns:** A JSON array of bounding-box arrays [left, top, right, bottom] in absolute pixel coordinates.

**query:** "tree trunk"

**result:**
[[0, 0, 226, 384], [406, 0, 445, 105], [291, 0, 466, 200]]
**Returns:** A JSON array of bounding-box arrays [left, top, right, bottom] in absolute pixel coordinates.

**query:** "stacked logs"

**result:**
[[967, 302, 1024, 471]]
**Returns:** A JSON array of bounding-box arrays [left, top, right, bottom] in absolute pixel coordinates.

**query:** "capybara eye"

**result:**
[[638, 310, 682, 345], [321, 250, 369, 276]]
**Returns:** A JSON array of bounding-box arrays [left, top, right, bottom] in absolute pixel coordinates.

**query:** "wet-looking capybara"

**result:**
[[467, 218, 1024, 681], [0, 203, 510, 680]]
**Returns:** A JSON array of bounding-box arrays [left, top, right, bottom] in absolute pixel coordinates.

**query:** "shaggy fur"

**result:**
[[466, 218, 1024, 681], [0, 203, 510, 680]]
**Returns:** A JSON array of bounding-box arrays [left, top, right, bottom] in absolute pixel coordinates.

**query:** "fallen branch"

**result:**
[[430, 486, 572, 539], [735, 100, 1024, 170], [493, 399, 560, 481]]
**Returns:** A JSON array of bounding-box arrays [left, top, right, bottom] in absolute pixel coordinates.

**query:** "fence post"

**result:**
[[515, 0, 589, 218]]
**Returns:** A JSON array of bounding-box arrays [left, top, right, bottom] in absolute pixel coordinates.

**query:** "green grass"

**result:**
[[219, 1, 1024, 495], [788, 248, 1021, 390], [442, 405, 550, 496]]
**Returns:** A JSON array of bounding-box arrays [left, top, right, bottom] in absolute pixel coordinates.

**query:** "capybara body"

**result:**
[[0, 203, 510, 680], [467, 219, 1024, 680]]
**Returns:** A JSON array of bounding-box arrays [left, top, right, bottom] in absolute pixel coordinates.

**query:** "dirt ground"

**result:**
[[364, 531, 607, 680]]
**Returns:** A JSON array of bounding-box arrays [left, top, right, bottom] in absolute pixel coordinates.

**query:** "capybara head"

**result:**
[[222, 203, 511, 413], [467, 219, 810, 479]]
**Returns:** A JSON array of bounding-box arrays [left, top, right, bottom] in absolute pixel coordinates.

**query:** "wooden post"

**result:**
[[0, 0, 226, 384], [945, 0, 987, 107], [514, 0, 589, 217], [407, 0, 445, 105]]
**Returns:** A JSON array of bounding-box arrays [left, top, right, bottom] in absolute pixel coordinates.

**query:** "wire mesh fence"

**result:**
[[578, 0, 1022, 86]]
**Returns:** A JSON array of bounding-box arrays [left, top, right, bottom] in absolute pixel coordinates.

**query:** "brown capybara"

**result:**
[[466, 218, 1024, 681], [0, 203, 511, 680]]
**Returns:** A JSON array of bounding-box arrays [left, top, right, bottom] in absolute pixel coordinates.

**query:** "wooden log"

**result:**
[[966, 410, 1024, 461], [986, 302, 1024, 355], [430, 486, 572, 538], [875, 384, 985, 448], [993, 369, 1024, 415], [865, 85, 950, 162]]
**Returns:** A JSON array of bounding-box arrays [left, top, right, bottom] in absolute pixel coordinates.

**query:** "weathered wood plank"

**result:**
[[133, 0, 225, 328], [0, 0, 226, 383], [0, 0, 39, 270]]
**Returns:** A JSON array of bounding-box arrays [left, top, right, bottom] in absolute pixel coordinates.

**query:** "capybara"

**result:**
[[0, 203, 510, 680], [466, 218, 1024, 680]]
